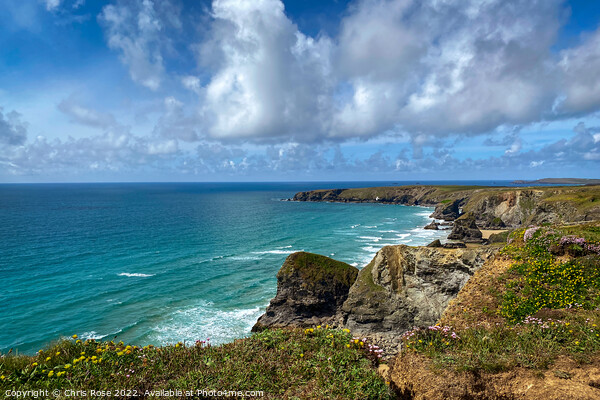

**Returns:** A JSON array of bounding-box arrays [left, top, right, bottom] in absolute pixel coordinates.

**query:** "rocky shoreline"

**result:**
[[253, 244, 499, 360], [290, 184, 600, 230], [254, 185, 600, 398]]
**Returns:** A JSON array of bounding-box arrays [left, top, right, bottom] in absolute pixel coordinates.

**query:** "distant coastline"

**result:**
[[511, 177, 600, 185]]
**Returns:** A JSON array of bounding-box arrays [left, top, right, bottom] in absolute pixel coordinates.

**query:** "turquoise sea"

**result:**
[[0, 181, 526, 354]]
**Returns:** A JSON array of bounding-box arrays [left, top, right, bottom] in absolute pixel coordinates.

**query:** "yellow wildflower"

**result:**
[[300, 353, 304, 358], [46, 356, 51, 361], [32, 362, 38, 367], [72, 334, 78, 339], [55, 352, 60, 356], [64, 364, 71, 369], [48, 371, 54, 377], [346, 344, 350, 348]]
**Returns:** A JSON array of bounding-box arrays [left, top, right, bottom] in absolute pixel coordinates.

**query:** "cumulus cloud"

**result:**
[[183, 0, 600, 145], [332, 0, 564, 137], [198, 0, 333, 141], [58, 97, 117, 129], [152, 96, 200, 142], [0, 108, 28, 146], [558, 29, 600, 115], [98, 0, 181, 90]]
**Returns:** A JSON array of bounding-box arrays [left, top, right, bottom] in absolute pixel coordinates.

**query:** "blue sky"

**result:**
[[1, 0, 599, 182]]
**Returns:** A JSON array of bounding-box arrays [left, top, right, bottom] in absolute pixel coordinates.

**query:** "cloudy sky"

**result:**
[[1, 0, 599, 182]]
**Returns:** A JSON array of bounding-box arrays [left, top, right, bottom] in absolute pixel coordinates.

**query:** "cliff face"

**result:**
[[464, 188, 600, 227], [292, 185, 600, 228], [252, 252, 358, 332], [292, 186, 462, 206], [341, 245, 497, 337], [254, 246, 498, 351]]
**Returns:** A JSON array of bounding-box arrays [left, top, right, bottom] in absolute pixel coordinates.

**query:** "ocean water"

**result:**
[[0, 181, 525, 354]]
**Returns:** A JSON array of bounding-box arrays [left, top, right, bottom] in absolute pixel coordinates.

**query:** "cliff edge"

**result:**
[[252, 252, 358, 332]]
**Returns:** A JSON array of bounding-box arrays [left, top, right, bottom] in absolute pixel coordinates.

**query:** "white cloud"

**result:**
[[44, 0, 61, 11], [198, 0, 333, 141], [0, 108, 28, 146], [58, 97, 117, 129], [558, 29, 600, 115], [99, 0, 181, 90]]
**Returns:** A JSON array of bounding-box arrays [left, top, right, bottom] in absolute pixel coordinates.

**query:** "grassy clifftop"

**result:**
[[391, 221, 600, 399], [294, 185, 600, 227], [0, 328, 393, 400]]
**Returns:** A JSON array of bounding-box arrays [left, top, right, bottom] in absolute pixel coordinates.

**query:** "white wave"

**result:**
[[361, 246, 380, 253], [364, 225, 378, 228], [81, 331, 108, 340], [118, 273, 154, 278], [150, 302, 266, 346], [351, 224, 361, 228], [229, 256, 261, 261], [379, 230, 399, 233], [396, 233, 410, 239], [358, 236, 382, 242], [252, 249, 303, 255]]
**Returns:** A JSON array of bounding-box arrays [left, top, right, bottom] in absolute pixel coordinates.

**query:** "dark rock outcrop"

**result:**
[[447, 212, 483, 243], [423, 221, 439, 230], [427, 239, 442, 248], [252, 252, 358, 332], [340, 245, 498, 337], [430, 199, 462, 221], [292, 185, 600, 228]]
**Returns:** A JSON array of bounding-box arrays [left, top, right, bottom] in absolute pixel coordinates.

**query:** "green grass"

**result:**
[[403, 311, 600, 372], [279, 252, 358, 287], [498, 227, 600, 322], [403, 222, 600, 373], [540, 186, 600, 211], [0, 328, 393, 400]]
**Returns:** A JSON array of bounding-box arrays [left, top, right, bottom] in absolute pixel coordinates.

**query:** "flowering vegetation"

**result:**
[[499, 226, 600, 322], [400, 222, 600, 373], [0, 328, 392, 399]]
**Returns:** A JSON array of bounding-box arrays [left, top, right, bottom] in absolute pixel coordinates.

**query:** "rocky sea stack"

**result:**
[[447, 212, 483, 243], [252, 252, 358, 332]]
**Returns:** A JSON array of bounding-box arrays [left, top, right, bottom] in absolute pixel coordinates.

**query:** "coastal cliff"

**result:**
[[292, 185, 600, 228], [252, 213, 600, 399], [253, 245, 498, 355], [252, 252, 358, 332]]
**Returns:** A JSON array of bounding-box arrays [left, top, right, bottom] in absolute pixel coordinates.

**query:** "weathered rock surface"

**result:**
[[430, 199, 463, 221], [423, 221, 439, 230], [447, 212, 483, 243], [340, 245, 498, 338], [252, 252, 358, 332], [292, 185, 600, 228]]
